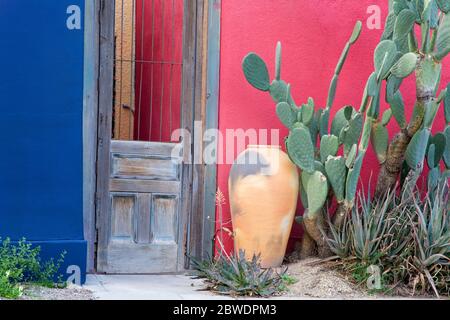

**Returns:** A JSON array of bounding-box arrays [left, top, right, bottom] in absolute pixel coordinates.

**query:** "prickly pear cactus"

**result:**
[[373, 0, 450, 196], [241, 21, 370, 253]]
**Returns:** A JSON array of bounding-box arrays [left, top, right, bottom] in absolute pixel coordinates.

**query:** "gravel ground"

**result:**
[[0, 284, 96, 300], [281, 258, 374, 299]]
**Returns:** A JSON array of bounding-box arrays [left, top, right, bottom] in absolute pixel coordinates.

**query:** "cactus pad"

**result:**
[[427, 144, 437, 169], [389, 91, 407, 128], [320, 135, 339, 163], [390, 52, 418, 78], [371, 123, 389, 164], [405, 129, 431, 168], [320, 109, 330, 137], [428, 167, 441, 191], [302, 98, 315, 126], [428, 132, 447, 168], [381, 109, 393, 126], [393, 9, 417, 40], [325, 156, 347, 202], [242, 53, 270, 91], [306, 171, 329, 215], [346, 153, 364, 202], [287, 126, 315, 173], [299, 173, 309, 209], [275, 42, 282, 81], [327, 75, 339, 108], [423, 100, 440, 128], [276, 102, 297, 129], [345, 144, 358, 168], [269, 80, 289, 103], [382, 13, 397, 40], [331, 106, 354, 138], [437, 0, 450, 13], [374, 40, 398, 80], [393, 0, 408, 15], [436, 13, 450, 61], [343, 113, 363, 155], [350, 21, 363, 44], [386, 75, 403, 102]]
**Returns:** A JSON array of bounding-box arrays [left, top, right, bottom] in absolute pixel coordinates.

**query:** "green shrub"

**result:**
[[324, 180, 450, 298], [0, 238, 66, 299], [0, 271, 23, 299], [191, 251, 294, 297]]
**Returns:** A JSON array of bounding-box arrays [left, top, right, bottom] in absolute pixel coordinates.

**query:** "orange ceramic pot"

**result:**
[[228, 145, 299, 268]]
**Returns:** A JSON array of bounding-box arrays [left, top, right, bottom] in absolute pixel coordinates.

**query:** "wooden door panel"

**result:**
[[152, 195, 178, 243], [111, 154, 180, 180], [97, 140, 183, 273], [111, 194, 137, 241], [106, 242, 178, 273]]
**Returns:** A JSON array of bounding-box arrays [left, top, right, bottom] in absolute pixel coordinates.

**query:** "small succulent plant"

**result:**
[[190, 250, 290, 297]]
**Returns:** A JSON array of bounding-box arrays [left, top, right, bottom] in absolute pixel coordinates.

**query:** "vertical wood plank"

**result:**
[[83, 0, 100, 273], [178, 0, 197, 270], [182, 0, 221, 266], [189, 0, 207, 263], [96, 0, 116, 272], [202, 0, 221, 259]]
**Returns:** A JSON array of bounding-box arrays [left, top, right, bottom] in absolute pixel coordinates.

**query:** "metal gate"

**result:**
[[95, 0, 196, 274]]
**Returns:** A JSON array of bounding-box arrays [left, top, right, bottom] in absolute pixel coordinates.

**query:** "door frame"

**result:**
[[83, 0, 221, 272]]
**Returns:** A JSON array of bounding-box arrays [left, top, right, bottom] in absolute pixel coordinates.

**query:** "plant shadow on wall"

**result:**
[[240, 0, 450, 298], [0, 238, 66, 299]]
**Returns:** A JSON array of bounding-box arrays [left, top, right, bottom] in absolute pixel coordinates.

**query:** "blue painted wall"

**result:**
[[0, 1, 87, 283]]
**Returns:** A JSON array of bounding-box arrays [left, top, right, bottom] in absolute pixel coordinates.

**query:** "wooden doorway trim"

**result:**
[[83, 0, 101, 273], [185, 0, 221, 265], [83, 0, 222, 272]]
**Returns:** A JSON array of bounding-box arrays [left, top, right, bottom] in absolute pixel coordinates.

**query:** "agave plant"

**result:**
[[410, 181, 450, 297], [323, 209, 351, 258], [190, 250, 289, 297], [323, 183, 398, 261], [324, 178, 450, 297], [349, 188, 396, 262]]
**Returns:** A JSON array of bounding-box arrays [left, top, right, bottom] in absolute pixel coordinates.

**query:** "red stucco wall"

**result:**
[[216, 0, 449, 253]]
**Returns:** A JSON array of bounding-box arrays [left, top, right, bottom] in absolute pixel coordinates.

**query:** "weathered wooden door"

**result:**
[[96, 0, 196, 274], [98, 141, 184, 273]]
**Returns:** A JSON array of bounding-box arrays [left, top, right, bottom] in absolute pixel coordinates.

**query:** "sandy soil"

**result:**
[[282, 258, 374, 299]]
